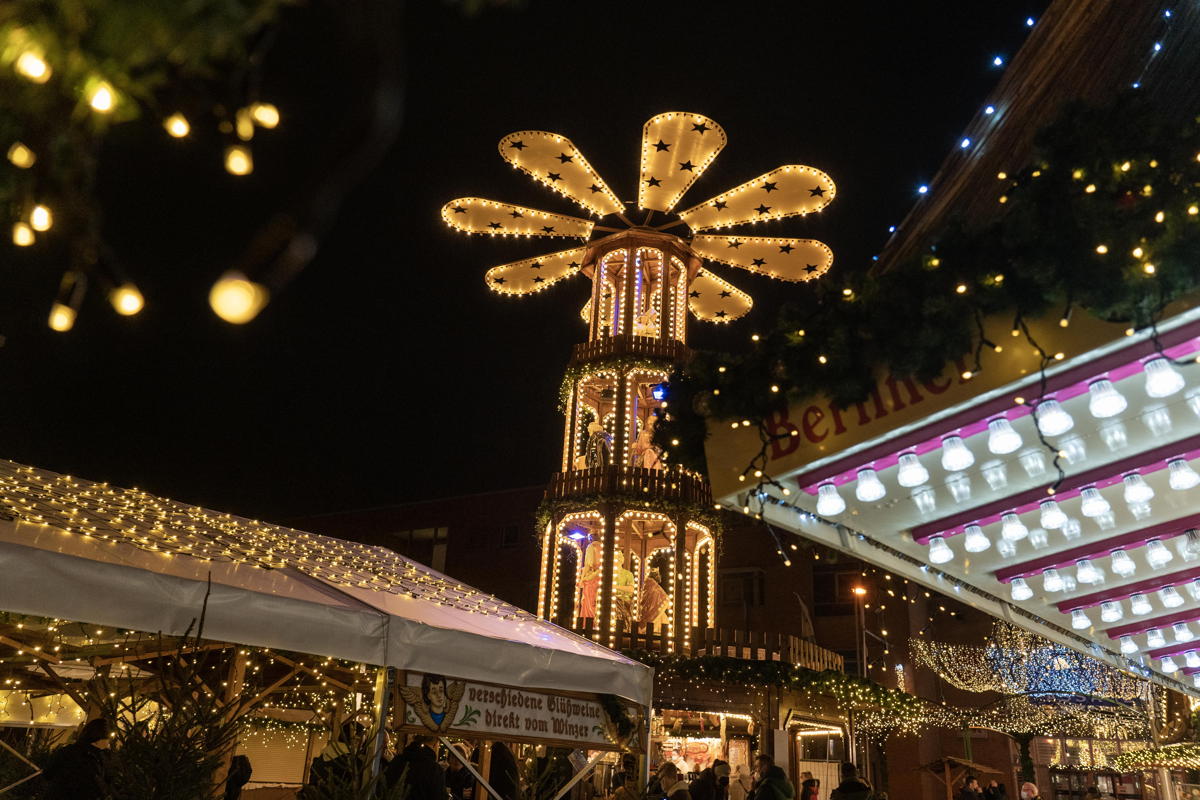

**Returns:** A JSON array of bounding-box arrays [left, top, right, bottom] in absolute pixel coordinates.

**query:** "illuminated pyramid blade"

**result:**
[[580, 297, 591, 323], [498, 132, 623, 217], [441, 198, 595, 238], [691, 235, 833, 282], [485, 247, 586, 296], [678, 165, 835, 231], [688, 269, 752, 322], [638, 112, 726, 212]]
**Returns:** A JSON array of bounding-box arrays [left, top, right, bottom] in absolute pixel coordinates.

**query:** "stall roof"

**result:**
[[0, 460, 652, 705]]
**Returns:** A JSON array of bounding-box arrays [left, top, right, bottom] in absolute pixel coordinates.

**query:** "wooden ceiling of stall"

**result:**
[[875, 0, 1200, 271]]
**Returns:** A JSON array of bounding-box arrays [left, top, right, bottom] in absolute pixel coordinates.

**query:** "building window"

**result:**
[[499, 525, 520, 549], [719, 569, 765, 606]]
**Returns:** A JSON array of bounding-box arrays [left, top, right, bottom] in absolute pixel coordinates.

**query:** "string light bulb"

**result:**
[[164, 113, 191, 138], [88, 81, 117, 113], [224, 145, 253, 176], [209, 271, 268, 324], [109, 284, 144, 316], [29, 204, 52, 232], [11, 222, 34, 247], [249, 103, 280, 128], [7, 142, 35, 169], [14, 50, 51, 83], [47, 303, 75, 332]]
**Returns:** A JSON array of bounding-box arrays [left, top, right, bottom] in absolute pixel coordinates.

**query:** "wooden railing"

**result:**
[[569, 335, 689, 365], [573, 622, 845, 673], [544, 465, 711, 506]]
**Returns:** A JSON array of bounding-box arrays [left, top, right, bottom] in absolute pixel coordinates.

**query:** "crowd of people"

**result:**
[[646, 757, 881, 800]]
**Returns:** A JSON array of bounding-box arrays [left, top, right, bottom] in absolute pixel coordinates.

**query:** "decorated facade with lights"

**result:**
[[443, 112, 836, 649]]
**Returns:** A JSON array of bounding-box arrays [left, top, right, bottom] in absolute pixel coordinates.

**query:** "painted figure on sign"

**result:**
[[401, 673, 465, 733]]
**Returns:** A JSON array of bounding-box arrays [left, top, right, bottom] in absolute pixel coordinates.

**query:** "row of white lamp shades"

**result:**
[[1010, 534, 1197, 598], [814, 357, 1191, 517], [920, 464, 1200, 564]]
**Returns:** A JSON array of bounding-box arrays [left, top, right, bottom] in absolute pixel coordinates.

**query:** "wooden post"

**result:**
[[598, 506, 618, 645], [944, 761, 953, 800], [369, 667, 393, 785], [211, 649, 246, 800], [672, 517, 688, 653]]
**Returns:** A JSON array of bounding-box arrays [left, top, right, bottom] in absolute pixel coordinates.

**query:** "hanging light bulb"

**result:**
[[1169, 459, 1200, 491], [1110, 549, 1137, 577], [980, 460, 1008, 491], [913, 486, 937, 514], [987, 418, 1022, 454], [1147, 628, 1166, 647], [1079, 487, 1110, 518], [1119, 635, 1138, 654], [996, 539, 1017, 558], [1100, 421, 1128, 452], [941, 436, 975, 471], [946, 473, 972, 503], [1000, 513, 1028, 542], [1160, 585, 1185, 608], [1123, 473, 1155, 504], [1161, 656, 1179, 673], [1010, 577, 1033, 601], [896, 453, 929, 487], [1179, 530, 1200, 561], [963, 524, 991, 553], [1130, 593, 1153, 615], [928, 535, 953, 564], [1099, 601, 1124, 622], [1175, 622, 1195, 642], [815, 483, 845, 516], [1034, 399, 1074, 436], [109, 284, 144, 316], [1088, 379, 1128, 418], [1145, 357, 1185, 398], [1186, 651, 1200, 669], [1071, 609, 1091, 630], [1059, 435, 1087, 464], [1146, 539, 1174, 569], [1061, 518, 1082, 541], [1039, 500, 1066, 529], [1189, 578, 1200, 601], [1075, 558, 1100, 584], [1042, 568, 1064, 593], [210, 271, 268, 324], [854, 468, 886, 502]]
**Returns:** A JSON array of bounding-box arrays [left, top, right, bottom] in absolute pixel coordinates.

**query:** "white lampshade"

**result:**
[[1160, 585, 1185, 608], [941, 436, 975, 472], [946, 473, 972, 503], [981, 460, 1008, 491], [1010, 577, 1033, 601], [1042, 568, 1064, 592], [1060, 435, 1087, 464], [855, 468, 887, 502], [1145, 357, 1185, 398], [1144, 405, 1173, 437], [1001, 513, 1029, 542], [1088, 379, 1128, 418], [1110, 549, 1137, 577], [1071, 609, 1091, 630], [1061, 517, 1083, 541], [1075, 558, 1100, 584], [928, 535, 953, 564], [1119, 635, 1138, 654], [896, 453, 929, 488], [987, 418, 1022, 454], [1175, 622, 1195, 642], [1035, 399, 1074, 436], [963, 524, 991, 553], [1079, 487, 1110, 518], [1099, 601, 1124, 622], [1189, 578, 1200, 600], [1039, 500, 1066, 529], [1169, 459, 1200, 491], [1147, 628, 1166, 647], [913, 486, 937, 513], [1180, 531, 1200, 562], [1029, 528, 1049, 549], [1146, 539, 1174, 569], [1019, 450, 1047, 477], [1100, 421, 1128, 452], [1186, 651, 1200, 669], [1123, 473, 1155, 505], [997, 539, 1017, 558], [816, 483, 846, 516], [1162, 656, 1179, 673], [1130, 593, 1153, 615]]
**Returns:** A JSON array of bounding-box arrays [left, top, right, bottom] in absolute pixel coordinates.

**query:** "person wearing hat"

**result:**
[[41, 717, 112, 800]]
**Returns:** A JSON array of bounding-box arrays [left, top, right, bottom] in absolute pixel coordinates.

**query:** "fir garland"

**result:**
[[535, 494, 725, 541], [654, 95, 1200, 472], [1109, 742, 1200, 771]]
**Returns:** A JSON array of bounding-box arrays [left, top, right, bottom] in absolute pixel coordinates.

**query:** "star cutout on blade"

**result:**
[[509, 210, 523, 218], [510, 141, 526, 150], [488, 222, 502, 230], [653, 140, 671, 152], [751, 258, 766, 267], [712, 199, 728, 211], [692, 122, 710, 134], [762, 181, 778, 193], [804, 264, 819, 273], [530, 262, 543, 270], [541, 226, 556, 233], [493, 276, 507, 283], [568, 261, 580, 269], [532, 276, 545, 283], [646, 176, 662, 187], [678, 160, 696, 172], [719, 290, 732, 298], [547, 172, 563, 182], [588, 183, 603, 193], [452, 205, 466, 214], [715, 310, 727, 318], [557, 152, 574, 163], [689, 290, 701, 298], [779, 243, 794, 254], [755, 204, 772, 214], [809, 186, 826, 197], [727, 240, 742, 249]]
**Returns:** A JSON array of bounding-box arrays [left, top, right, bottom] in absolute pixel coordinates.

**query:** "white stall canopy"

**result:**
[[0, 460, 651, 706]]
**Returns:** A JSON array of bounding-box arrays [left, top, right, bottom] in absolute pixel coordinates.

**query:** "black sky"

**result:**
[[0, 1, 1045, 519]]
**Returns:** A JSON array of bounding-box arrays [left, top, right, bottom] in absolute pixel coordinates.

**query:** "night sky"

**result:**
[[0, 1, 1045, 520]]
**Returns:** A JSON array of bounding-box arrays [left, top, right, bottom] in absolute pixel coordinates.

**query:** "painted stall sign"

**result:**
[[398, 672, 620, 750]]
